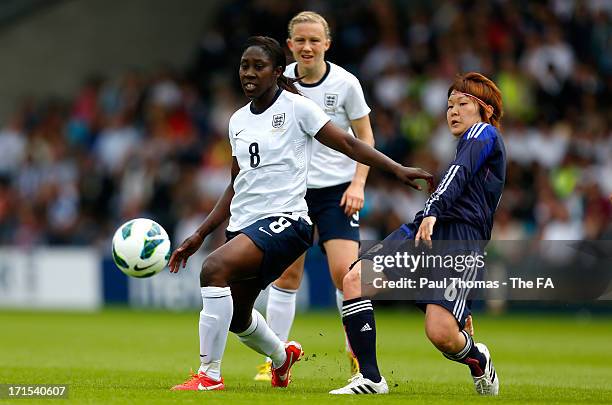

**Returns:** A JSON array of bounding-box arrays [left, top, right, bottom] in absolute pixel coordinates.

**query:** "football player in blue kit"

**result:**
[[331, 72, 505, 396], [168, 36, 433, 392]]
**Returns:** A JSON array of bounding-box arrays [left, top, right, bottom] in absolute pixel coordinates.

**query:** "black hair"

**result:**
[[243, 36, 300, 95]]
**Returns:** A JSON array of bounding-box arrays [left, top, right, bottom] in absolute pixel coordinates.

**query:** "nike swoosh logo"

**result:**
[[134, 261, 160, 271], [198, 382, 223, 390], [350, 221, 359, 227], [235, 129, 246, 137], [278, 352, 293, 381]]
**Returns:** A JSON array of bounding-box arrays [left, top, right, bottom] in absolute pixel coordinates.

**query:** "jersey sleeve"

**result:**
[[423, 124, 497, 218], [344, 75, 371, 120], [228, 114, 237, 156], [293, 95, 331, 137]]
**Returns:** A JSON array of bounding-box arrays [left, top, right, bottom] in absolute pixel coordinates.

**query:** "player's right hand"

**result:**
[[394, 166, 434, 191], [168, 233, 204, 273]]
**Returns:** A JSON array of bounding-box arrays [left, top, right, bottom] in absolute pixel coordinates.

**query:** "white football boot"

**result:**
[[472, 343, 499, 396], [329, 373, 389, 395]]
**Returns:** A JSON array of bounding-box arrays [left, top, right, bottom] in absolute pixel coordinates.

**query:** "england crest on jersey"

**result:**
[[324, 93, 338, 113], [272, 113, 285, 128]]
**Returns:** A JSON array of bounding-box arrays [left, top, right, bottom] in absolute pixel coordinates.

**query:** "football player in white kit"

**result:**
[[255, 11, 375, 380], [168, 36, 433, 392]]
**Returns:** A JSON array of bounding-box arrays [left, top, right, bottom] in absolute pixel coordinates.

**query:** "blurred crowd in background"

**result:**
[[0, 0, 610, 250]]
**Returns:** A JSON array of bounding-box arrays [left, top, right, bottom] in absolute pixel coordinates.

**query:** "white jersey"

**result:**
[[227, 90, 330, 232], [285, 61, 371, 188]]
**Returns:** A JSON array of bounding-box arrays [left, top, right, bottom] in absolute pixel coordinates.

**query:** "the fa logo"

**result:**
[[324, 93, 338, 110], [272, 113, 285, 128]]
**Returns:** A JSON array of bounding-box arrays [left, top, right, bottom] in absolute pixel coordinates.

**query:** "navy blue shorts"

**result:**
[[306, 182, 360, 249], [226, 216, 314, 289], [356, 220, 485, 329]]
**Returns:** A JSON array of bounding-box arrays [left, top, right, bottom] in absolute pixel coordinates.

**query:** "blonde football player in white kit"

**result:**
[[169, 36, 432, 392], [255, 11, 375, 380]]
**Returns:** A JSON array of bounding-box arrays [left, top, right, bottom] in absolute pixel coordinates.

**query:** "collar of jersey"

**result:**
[[294, 61, 331, 88], [250, 88, 283, 115]]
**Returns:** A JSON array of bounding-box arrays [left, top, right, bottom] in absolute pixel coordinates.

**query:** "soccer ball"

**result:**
[[111, 218, 171, 278]]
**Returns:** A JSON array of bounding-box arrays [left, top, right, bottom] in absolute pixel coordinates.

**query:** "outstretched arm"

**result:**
[[315, 121, 433, 191], [169, 158, 239, 272]]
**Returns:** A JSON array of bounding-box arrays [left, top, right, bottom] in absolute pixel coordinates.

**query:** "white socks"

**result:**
[[336, 289, 351, 353], [266, 285, 297, 342], [266, 286, 349, 356], [236, 309, 287, 368], [335, 288, 344, 315], [198, 287, 233, 381], [197, 286, 288, 378]]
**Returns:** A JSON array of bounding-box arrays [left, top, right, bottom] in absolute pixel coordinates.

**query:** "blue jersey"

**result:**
[[414, 122, 506, 240]]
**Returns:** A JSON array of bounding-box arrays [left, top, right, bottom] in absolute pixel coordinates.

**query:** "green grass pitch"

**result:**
[[1, 308, 611, 404]]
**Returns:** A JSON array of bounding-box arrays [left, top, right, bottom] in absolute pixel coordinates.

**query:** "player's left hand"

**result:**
[[415, 216, 437, 248], [340, 182, 365, 216]]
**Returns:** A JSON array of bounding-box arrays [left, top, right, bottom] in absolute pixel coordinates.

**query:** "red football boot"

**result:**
[[271, 341, 304, 388], [171, 370, 225, 391]]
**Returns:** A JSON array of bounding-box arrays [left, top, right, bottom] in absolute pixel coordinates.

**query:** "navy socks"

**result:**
[[341, 298, 382, 383]]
